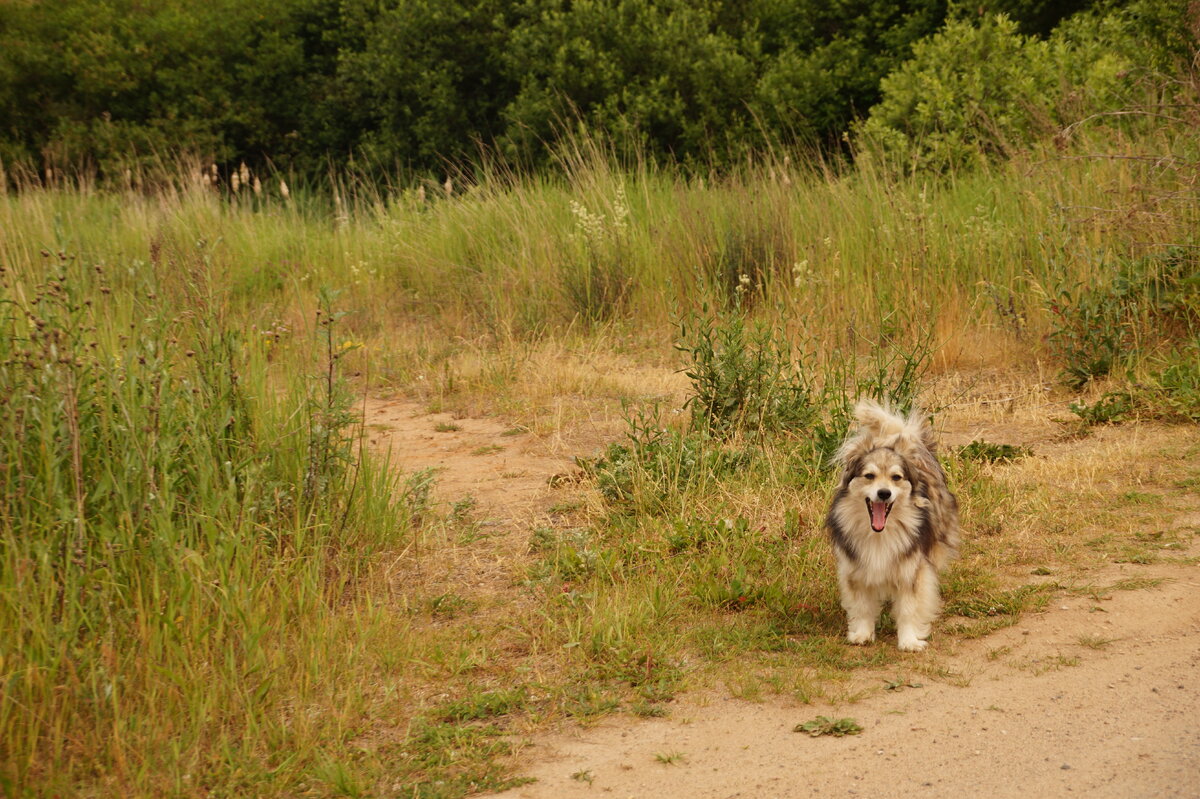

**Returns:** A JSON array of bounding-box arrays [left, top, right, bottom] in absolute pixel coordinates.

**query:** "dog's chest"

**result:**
[[841, 517, 925, 588]]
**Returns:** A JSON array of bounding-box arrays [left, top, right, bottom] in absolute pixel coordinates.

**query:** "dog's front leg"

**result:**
[[839, 573, 882, 644], [893, 564, 939, 651]]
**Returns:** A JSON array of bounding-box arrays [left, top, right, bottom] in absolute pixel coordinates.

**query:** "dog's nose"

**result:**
[[877, 488, 892, 501]]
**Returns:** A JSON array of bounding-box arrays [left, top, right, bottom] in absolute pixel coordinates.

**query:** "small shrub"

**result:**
[[958, 440, 1032, 463], [1048, 248, 1200, 390], [577, 403, 753, 513], [676, 308, 815, 437], [674, 308, 932, 466]]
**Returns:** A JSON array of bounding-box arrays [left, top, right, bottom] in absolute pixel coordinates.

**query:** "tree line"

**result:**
[[0, 0, 1189, 181]]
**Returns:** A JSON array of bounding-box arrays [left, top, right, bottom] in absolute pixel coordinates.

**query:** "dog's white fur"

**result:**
[[825, 399, 960, 651]]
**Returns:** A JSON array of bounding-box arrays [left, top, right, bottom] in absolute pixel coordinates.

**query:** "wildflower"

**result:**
[[792, 259, 810, 288]]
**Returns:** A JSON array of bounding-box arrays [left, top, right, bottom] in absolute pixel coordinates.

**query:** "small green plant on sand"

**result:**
[[794, 716, 864, 737]]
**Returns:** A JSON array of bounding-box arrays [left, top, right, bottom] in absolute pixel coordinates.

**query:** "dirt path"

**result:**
[[362, 396, 579, 523], [362, 394, 1200, 798], [495, 558, 1200, 798]]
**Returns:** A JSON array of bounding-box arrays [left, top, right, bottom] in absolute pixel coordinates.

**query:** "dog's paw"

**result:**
[[897, 637, 928, 652], [846, 625, 876, 645]]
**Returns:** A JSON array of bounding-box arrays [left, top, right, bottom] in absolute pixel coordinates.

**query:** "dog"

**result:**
[[825, 399, 960, 651]]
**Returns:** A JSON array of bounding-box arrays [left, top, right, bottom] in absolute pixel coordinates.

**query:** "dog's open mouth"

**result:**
[[866, 498, 892, 532]]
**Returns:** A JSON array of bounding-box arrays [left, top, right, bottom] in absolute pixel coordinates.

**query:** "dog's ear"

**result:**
[[838, 454, 862, 488], [905, 464, 932, 508]]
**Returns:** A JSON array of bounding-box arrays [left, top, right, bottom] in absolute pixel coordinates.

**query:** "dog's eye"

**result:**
[[891, 474, 902, 482], [862, 473, 875, 481]]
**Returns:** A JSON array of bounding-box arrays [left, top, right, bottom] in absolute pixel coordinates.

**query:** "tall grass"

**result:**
[[4, 121, 1196, 378], [0, 246, 411, 794]]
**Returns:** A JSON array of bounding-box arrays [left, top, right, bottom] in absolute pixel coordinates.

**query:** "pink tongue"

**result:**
[[870, 501, 889, 531]]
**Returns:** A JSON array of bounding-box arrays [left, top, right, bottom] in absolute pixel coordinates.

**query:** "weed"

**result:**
[[1075, 634, 1115, 650], [942, 571, 1054, 618], [563, 188, 632, 324], [435, 421, 462, 432], [565, 687, 621, 720], [1046, 249, 1200, 390], [436, 688, 528, 722], [632, 701, 670, 718], [654, 750, 687, 765], [1070, 390, 1135, 426], [451, 495, 478, 522], [793, 716, 863, 737], [675, 308, 815, 437], [571, 769, 596, 785], [471, 444, 504, 456], [428, 593, 479, 620], [529, 527, 600, 581], [958, 440, 1032, 463], [578, 404, 752, 513], [1024, 653, 1080, 674]]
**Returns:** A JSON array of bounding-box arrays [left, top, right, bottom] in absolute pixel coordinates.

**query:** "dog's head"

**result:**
[[838, 446, 915, 532]]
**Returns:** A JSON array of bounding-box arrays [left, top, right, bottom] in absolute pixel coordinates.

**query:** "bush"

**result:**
[[578, 404, 753, 514], [1047, 248, 1200, 389], [676, 309, 815, 437], [857, 1, 1195, 172]]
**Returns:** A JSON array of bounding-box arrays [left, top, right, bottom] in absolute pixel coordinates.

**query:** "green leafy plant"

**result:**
[[676, 308, 815, 437], [794, 716, 864, 737], [577, 403, 752, 513], [1047, 250, 1200, 390], [958, 440, 1032, 463]]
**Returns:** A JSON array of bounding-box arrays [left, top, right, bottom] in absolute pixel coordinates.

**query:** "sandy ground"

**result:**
[[494, 561, 1200, 798], [361, 391, 1200, 799]]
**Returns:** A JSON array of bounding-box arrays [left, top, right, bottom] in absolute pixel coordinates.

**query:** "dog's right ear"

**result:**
[[837, 454, 861, 488]]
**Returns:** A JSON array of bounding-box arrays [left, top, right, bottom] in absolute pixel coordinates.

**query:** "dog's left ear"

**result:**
[[907, 467, 932, 508]]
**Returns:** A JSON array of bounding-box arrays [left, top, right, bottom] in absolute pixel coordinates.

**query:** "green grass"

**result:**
[[1, 114, 1198, 796]]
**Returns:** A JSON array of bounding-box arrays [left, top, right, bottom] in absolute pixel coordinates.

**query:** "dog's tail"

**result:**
[[854, 398, 932, 447], [834, 398, 937, 465]]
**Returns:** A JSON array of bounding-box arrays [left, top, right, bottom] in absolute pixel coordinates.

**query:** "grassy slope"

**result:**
[[0, 121, 1197, 797]]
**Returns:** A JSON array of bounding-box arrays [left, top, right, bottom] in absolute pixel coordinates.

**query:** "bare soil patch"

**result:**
[[363, 396, 579, 523]]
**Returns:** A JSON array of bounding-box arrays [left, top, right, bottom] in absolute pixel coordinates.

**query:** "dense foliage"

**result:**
[[4, 0, 1189, 179]]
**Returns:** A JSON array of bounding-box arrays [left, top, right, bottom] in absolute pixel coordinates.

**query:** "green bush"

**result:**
[[857, 1, 1194, 172], [1047, 248, 1200, 389], [676, 309, 815, 437], [578, 404, 753, 514]]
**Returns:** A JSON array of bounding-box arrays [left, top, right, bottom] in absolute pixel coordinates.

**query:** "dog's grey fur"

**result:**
[[825, 399, 960, 651]]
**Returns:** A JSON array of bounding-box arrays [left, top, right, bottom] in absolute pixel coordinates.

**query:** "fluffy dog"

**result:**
[[825, 399, 960, 651]]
